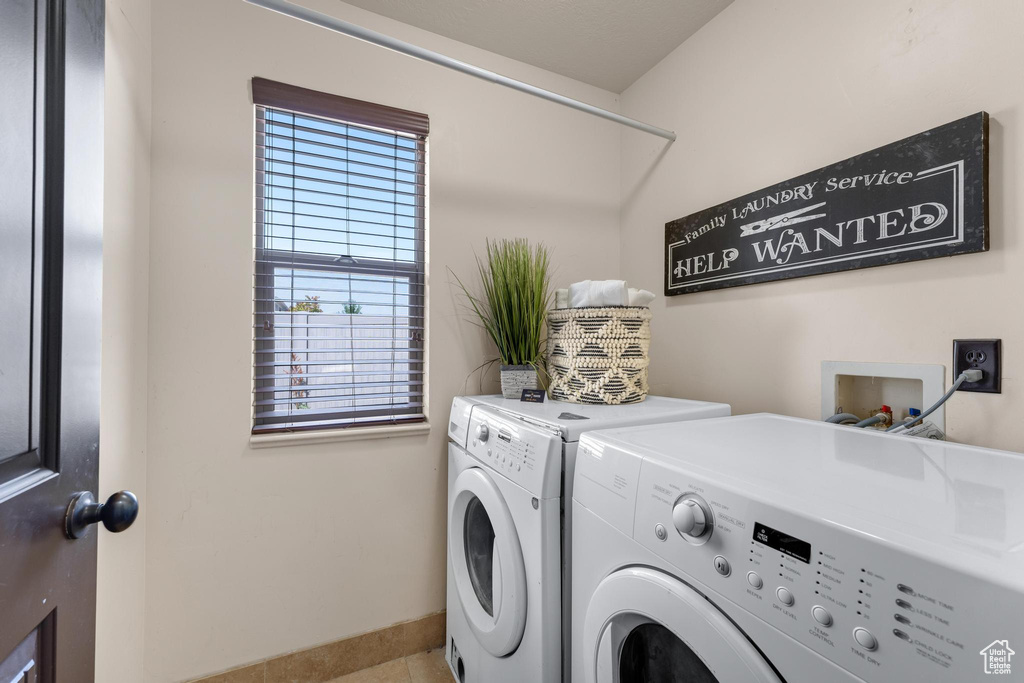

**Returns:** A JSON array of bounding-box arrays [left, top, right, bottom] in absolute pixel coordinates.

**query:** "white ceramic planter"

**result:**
[[500, 365, 539, 399]]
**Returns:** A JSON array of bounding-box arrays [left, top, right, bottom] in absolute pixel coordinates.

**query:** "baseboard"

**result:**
[[189, 610, 446, 683]]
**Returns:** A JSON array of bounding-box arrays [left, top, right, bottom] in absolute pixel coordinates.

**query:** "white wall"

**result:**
[[144, 1, 621, 680], [619, 0, 1023, 450], [98, 0, 151, 679]]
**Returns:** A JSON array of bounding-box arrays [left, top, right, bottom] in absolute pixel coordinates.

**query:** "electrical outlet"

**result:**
[[953, 339, 1001, 393]]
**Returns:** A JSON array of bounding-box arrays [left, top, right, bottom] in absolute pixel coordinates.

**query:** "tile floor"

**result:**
[[326, 648, 451, 683]]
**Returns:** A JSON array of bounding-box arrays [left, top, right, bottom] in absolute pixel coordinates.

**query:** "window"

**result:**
[[252, 78, 427, 433]]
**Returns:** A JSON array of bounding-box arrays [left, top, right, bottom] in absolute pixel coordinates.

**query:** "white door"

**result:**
[[449, 466, 528, 657], [582, 567, 782, 683]]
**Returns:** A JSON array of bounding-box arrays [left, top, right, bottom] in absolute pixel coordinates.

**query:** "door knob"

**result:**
[[64, 490, 139, 539]]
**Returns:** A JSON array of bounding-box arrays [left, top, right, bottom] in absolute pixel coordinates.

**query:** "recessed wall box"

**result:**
[[821, 361, 947, 432]]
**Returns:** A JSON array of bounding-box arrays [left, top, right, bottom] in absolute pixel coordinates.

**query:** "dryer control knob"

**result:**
[[475, 424, 490, 442], [672, 497, 710, 540]]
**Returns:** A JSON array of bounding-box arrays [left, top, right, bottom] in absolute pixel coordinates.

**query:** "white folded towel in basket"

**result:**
[[558, 280, 655, 308], [568, 280, 629, 308], [627, 288, 655, 307]]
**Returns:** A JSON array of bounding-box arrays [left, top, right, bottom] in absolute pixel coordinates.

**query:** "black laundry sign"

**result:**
[[665, 113, 988, 295]]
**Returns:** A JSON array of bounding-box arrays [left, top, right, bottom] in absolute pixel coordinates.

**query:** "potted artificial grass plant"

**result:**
[[454, 238, 552, 399]]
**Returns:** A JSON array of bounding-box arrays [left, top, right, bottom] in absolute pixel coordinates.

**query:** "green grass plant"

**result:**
[[452, 238, 552, 367]]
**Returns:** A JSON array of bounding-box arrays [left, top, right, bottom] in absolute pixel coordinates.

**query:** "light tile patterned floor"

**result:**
[[327, 648, 451, 683]]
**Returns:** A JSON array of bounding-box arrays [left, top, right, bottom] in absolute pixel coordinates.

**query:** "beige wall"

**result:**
[[619, 0, 1022, 450], [144, 1, 621, 680], [99, 0, 152, 680]]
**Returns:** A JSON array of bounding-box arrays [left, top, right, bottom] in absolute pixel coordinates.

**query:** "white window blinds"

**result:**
[[252, 78, 427, 433]]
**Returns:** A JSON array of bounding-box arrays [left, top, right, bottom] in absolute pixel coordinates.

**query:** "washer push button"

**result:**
[[746, 572, 763, 590], [713, 555, 731, 577], [776, 587, 795, 606]]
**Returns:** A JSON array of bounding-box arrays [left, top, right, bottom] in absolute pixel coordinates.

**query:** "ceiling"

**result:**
[[340, 0, 734, 93]]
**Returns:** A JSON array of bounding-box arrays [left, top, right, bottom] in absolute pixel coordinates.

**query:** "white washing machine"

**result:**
[[572, 413, 1024, 683], [445, 395, 731, 682]]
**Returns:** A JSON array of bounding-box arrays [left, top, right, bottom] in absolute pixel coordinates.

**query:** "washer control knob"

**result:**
[[812, 606, 833, 627], [476, 424, 490, 442], [853, 627, 878, 651], [747, 572, 763, 590], [776, 587, 795, 606], [672, 496, 711, 540]]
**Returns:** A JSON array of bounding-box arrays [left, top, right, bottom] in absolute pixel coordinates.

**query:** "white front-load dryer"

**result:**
[[572, 414, 1024, 683]]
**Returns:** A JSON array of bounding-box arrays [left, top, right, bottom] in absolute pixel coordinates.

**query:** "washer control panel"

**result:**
[[631, 458, 1023, 683], [466, 406, 560, 498]]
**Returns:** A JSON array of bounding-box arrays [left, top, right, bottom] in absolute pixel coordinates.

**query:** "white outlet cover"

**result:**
[[821, 361, 947, 431]]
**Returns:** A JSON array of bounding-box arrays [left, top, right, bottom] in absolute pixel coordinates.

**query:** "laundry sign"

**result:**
[[665, 112, 988, 295]]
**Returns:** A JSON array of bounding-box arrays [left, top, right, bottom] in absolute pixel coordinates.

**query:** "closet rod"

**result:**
[[244, 0, 677, 141]]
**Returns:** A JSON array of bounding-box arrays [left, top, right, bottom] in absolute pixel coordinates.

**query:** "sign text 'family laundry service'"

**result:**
[[664, 113, 988, 295]]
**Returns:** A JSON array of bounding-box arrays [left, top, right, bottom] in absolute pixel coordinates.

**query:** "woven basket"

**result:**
[[546, 306, 651, 405]]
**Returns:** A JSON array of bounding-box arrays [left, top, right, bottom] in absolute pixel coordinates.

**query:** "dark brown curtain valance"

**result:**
[[251, 77, 429, 137]]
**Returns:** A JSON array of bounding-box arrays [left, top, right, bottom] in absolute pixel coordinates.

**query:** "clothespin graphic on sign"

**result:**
[[739, 202, 827, 238]]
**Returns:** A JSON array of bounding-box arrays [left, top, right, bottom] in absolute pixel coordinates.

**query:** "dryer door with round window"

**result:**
[[449, 466, 528, 657], [582, 567, 782, 683]]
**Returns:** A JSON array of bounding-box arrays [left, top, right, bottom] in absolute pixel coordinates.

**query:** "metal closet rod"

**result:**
[[244, 0, 677, 141]]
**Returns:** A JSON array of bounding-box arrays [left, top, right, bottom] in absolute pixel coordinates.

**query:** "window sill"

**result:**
[[249, 421, 431, 449]]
